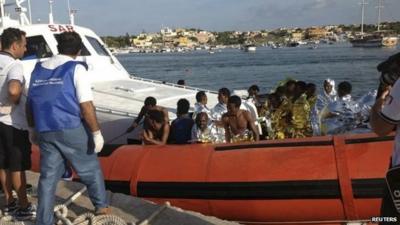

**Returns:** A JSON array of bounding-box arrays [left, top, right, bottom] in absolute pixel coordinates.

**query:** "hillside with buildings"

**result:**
[[102, 21, 400, 51]]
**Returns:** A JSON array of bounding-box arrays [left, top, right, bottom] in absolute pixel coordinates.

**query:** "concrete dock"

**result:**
[[0, 171, 239, 225]]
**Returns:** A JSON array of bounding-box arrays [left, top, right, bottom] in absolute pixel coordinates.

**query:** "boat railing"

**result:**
[[158, 93, 196, 104], [114, 86, 156, 94], [92, 87, 144, 102], [94, 86, 193, 106], [95, 105, 137, 118], [129, 75, 218, 94]]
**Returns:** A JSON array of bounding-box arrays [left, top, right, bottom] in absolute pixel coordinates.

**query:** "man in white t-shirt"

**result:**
[[210, 87, 230, 143], [193, 91, 211, 120], [370, 52, 400, 224], [0, 27, 35, 219]]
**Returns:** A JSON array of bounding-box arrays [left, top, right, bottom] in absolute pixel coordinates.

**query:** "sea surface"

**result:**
[[117, 43, 400, 98]]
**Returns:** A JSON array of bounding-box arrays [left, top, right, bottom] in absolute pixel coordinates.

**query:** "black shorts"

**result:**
[[127, 138, 142, 145], [0, 122, 31, 171], [380, 161, 400, 224], [380, 184, 400, 224]]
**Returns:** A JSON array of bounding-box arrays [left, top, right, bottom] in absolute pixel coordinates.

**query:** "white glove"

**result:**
[[28, 127, 38, 145], [92, 130, 104, 153], [0, 104, 12, 115]]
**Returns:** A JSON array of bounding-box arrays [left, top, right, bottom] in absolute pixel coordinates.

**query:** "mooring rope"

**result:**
[[53, 186, 127, 225], [0, 186, 127, 225], [0, 215, 25, 225]]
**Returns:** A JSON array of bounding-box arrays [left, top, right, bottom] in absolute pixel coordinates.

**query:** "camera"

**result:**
[[378, 52, 400, 86], [376, 52, 400, 98]]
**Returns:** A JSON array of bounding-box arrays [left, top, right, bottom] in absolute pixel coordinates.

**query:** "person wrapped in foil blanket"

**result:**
[[320, 81, 376, 135]]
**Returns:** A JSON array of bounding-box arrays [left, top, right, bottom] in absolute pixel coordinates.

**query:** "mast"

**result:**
[[376, 0, 383, 31], [360, 0, 368, 37]]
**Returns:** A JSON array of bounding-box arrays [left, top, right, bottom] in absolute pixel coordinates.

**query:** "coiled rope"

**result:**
[[72, 213, 127, 225], [54, 208, 128, 225], [53, 186, 127, 225], [0, 215, 25, 225], [0, 185, 127, 225]]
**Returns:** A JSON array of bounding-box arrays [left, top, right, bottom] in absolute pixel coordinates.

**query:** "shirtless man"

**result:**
[[126, 96, 169, 144], [222, 95, 259, 143], [127, 96, 169, 132], [142, 110, 170, 145]]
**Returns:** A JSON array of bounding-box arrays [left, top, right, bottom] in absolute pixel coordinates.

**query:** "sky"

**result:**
[[19, 0, 400, 36]]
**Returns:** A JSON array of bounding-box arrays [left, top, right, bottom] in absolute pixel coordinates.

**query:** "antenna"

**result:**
[[0, 0, 5, 27], [69, 9, 77, 25], [67, 0, 76, 25], [67, 0, 71, 15], [27, 0, 31, 23], [48, 0, 54, 24], [15, 0, 30, 25]]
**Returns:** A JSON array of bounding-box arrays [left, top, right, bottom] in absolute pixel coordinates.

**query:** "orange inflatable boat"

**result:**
[[31, 132, 394, 224]]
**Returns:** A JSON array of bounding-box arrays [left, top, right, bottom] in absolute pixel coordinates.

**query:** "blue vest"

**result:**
[[28, 61, 88, 132]]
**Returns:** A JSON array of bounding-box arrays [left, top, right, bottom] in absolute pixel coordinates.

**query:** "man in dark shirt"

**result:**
[[170, 99, 194, 144]]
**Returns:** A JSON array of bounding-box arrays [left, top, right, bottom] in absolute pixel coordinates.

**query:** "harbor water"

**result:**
[[117, 43, 400, 98]]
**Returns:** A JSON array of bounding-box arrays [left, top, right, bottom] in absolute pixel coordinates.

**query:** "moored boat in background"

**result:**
[[242, 44, 256, 52], [110, 47, 130, 55], [351, 0, 398, 48], [382, 36, 398, 47], [350, 35, 383, 48]]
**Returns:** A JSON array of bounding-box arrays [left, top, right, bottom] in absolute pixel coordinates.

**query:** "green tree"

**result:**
[[215, 31, 245, 45], [189, 36, 198, 42], [124, 33, 131, 46]]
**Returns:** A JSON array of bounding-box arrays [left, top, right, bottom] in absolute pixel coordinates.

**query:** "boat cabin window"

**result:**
[[53, 34, 91, 56], [85, 36, 110, 57], [22, 35, 53, 60]]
